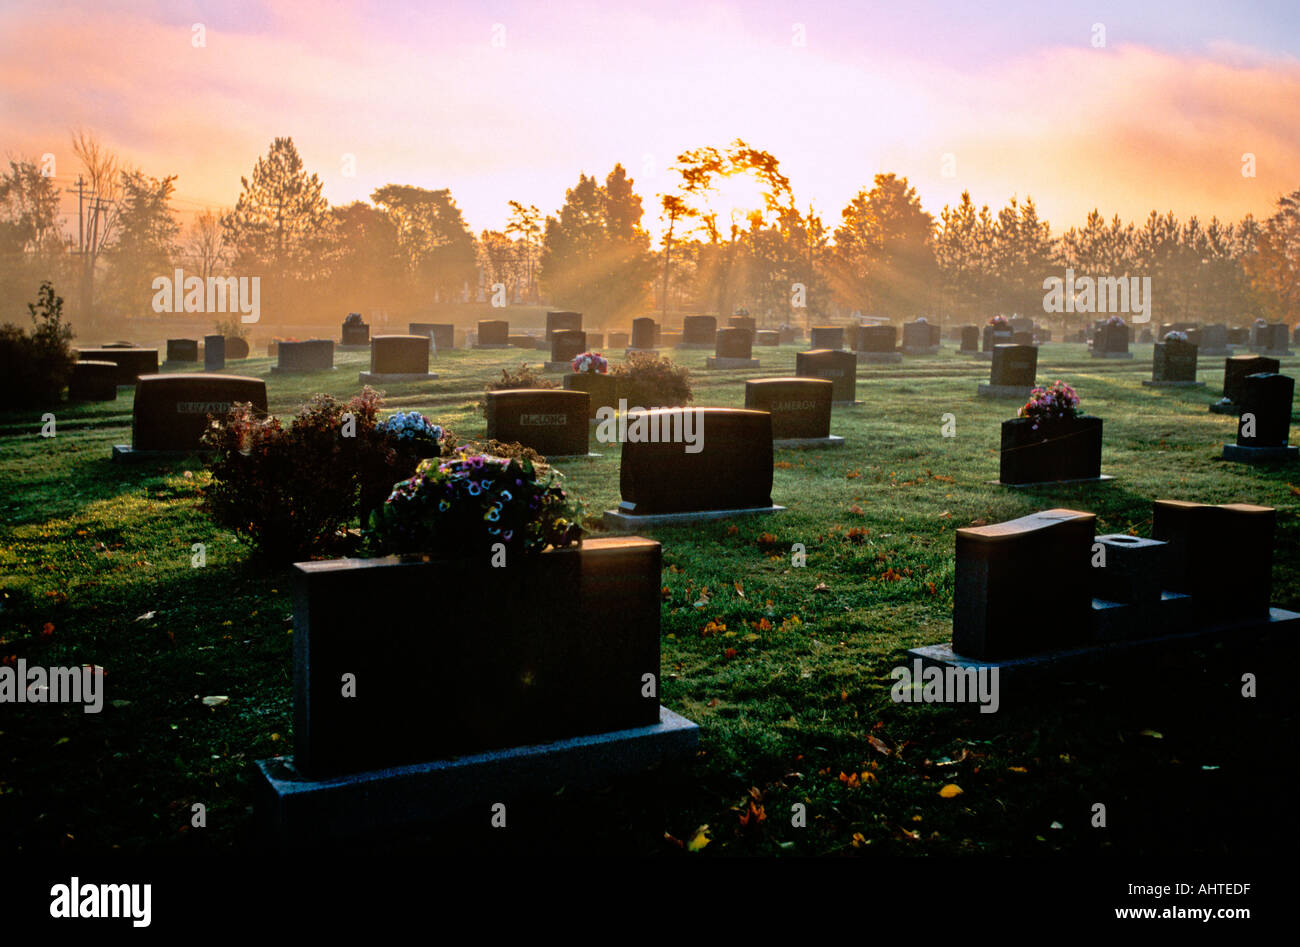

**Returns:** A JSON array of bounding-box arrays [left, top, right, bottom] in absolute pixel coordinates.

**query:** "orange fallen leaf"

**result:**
[[938, 783, 963, 798]]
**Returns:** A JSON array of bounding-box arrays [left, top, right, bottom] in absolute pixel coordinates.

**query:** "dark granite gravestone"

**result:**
[[1224, 373, 1297, 462], [68, 361, 117, 401], [744, 377, 838, 445], [978, 344, 1036, 399], [341, 314, 370, 347], [203, 334, 226, 372], [630, 317, 658, 351], [360, 335, 435, 383], [999, 415, 1104, 484], [681, 315, 717, 347], [408, 323, 455, 350], [546, 310, 582, 339], [952, 508, 1096, 659], [796, 349, 857, 404], [756, 330, 779, 346], [902, 319, 941, 354], [1262, 323, 1291, 354], [778, 325, 799, 344], [856, 325, 901, 362], [660, 329, 683, 347], [165, 339, 198, 364], [1091, 322, 1131, 358], [707, 327, 759, 368], [512, 334, 539, 348], [1210, 354, 1280, 413], [608, 331, 630, 349], [1153, 500, 1275, 618], [1010, 315, 1034, 334], [1145, 340, 1203, 387], [1227, 327, 1250, 345], [1011, 330, 1033, 346], [728, 315, 757, 335], [564, 371, 623, 419], [113, 374, 267, 459], [981, 324, 1013, 355], [586, 332, 604, 349], [547, 329, 587, 371], [960, 325, 979, 352], [485, 389, 590, 456], [1092, 534, 1166, 606], [811, 326, 844, 350], [476, 320, 510, 348], [271, 340, 335, 374], [287, 536, 665, 777], [225, 336, 250, 359], [1199, 324, 1229, 356], [77, 347, 159, 386], [612, 408, 775, 517]]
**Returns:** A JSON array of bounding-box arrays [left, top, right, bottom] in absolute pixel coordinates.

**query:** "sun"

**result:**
[[705, 171, 770, 226]]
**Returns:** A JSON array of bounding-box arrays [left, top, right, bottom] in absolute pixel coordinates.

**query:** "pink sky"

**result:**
[[1, 0, 1297, 242]]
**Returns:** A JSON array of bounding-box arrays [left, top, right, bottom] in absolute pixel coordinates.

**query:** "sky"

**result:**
[[1, 0, 1298, 243]]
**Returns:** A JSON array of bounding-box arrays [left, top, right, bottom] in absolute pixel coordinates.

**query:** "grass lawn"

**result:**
[[1, 341, 1296, 856]]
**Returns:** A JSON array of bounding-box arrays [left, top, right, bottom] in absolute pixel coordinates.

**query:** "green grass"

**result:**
[[1, 342, 1296, 855]]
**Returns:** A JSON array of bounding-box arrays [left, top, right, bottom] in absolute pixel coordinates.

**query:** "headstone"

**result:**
[[856, 325, 900, 362], [1199, 324, 1230, 356], [902, 319, 940, 354], [1009, 315, 1034, 335], [512, 335, 539, 348], [1152, 500, 1275, 617], [1225, 373, 1297, 462], [1144, 339, 1202, 387], [707, 328, 759, 369], [630, 318, 658, 351], [548, 329, 587, 370], [203, 334, 225, 372], [777, 325, 799, 345], [660, 329, 683, 348], [608, 331, 630, 349], [408, 323, 455, 351], [728, 315, 756, 335], [113, 374, 267, 459], [952, 509, 1097, 659], [999, 414, 1104, 484], [341, 313, 370, 347], [165, 339, 198, 364], [756, 330, 779, 346], [485, 389, 590, 456], [810, 326, 844, 350], [1091, 322, 1131, 358], [68, 360, 117, 401], [360, 335, 435, 383], [613, 408, 774, 516], [78, 347, 159, 386], [680, 316, 717, 347], [1227, 327, 1250, 345], [796, 349, 857, 404], [476, 320, 510, 348], [1211, 354, 1280, 413], [744, 378, 837, 444], [979, 344, 1037, 399], [960, 325, 979, 353], [982, 324, 1013, 354], [1011, 330, 1034, 347], [271, 340, 335, 374], [564, 371, 623, 419], [225, 336, 250, 359], [546, 311, 582, 339]]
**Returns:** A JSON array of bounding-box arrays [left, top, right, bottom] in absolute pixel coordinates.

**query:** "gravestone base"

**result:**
[[1221, 443, 1299, 464], [705, 357, 760, 369], [337, 344, 370, 352], [832, 400, 862, 407], [111, 444, 212, 463], [1090, 592, 1197, 642], [1090, 350, 1134, 359], [907, 605, 1299, 685], [991, 474, 1115, 488], [1142, 380, 1206, 388], [270, 365, 337, 375], [857, 351, 902, 363], [473, 343, 512, 350], [977, 384, 1032, 400], [625, 348, 661, 357], [1208, 399, 1240, 415], [357, 371, 438, 384], [773, 435, 845, 450], [901, 345, 940, 356], [676, 342, 714, 350], [603, 506, 786, 529], [254, 706, 699, 846]]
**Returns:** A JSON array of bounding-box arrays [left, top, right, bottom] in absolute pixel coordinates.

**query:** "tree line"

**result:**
[[1, 133, 1296, 334]]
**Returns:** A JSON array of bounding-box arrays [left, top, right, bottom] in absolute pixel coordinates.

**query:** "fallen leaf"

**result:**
[[134, 611, 156, 622], [867, 734, 892, 756], [686, 825, 711, 852], [813, 582, 830, 594], [938, 784, 963, 798], [733, 580, 745, 598], [201, 696, 229, 707], [1139, 729, 1163, 739]]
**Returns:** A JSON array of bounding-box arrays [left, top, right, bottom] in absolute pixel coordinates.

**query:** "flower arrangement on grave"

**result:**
[[371, 453, 584, 559], [378, 410, 443, 446], [1163, 330, 1189, 343], [1106, 315, 1126, 327], [1018, 380, 1082, 432], [988, 315, 1009, 327], [486, 362, 555, 392], [571, 351, 609, 374]]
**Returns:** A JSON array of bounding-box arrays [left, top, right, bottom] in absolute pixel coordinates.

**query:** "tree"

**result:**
[[72, 130, 123, 320], [1244, 189, 1300, 322], [371, 184, 477, 306], [102, 170, 180, 317], [505, 201, 543, 303], [935, 191, 996, 324], [0, 158, 64, 322], [187, 209, 226, 281]]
